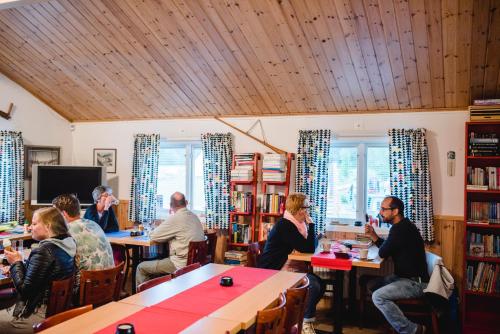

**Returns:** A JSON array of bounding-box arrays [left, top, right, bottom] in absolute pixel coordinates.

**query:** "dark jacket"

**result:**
[[83, 204, 119, 232], [10, 235, 76, 318], [258, 217, 316, 270]]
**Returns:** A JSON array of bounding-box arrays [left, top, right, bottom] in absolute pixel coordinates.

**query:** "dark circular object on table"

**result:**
[[116, 323, 135, 334], [220, 276, 233, 287]]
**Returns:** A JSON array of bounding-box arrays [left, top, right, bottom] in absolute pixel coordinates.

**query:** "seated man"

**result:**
[[136, 192, 205, 286], [258, 193, 325, 334], [52, 194, 115, 294], [364, 196, 429, 334]]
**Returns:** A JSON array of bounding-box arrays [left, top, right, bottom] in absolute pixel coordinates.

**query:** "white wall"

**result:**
[[0, 74, 73, 196], [72, 111, 469, 216]]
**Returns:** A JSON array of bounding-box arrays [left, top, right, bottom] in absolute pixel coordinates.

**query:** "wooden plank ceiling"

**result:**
[[0, 0, 499, 121]]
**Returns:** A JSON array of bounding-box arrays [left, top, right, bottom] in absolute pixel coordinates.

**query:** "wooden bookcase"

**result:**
[[258, 153, 294, 241], [462, 121, 500, 333], [228, 153, 260, 247]]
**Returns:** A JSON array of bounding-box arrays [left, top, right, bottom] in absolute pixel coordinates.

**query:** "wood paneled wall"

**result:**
[[0, 0, 499, 121]]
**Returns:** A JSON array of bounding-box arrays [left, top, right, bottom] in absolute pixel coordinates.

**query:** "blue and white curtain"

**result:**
[[0, 131, 24, 223], [388, 128, 434, 242], [128, 134, 160, 225], [296, 129, 331, 233], [201, 133, 233, 229]]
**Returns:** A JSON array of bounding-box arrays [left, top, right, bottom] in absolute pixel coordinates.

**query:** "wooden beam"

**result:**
[[0, 103, 13, 120], [214, 116, 287, 155]]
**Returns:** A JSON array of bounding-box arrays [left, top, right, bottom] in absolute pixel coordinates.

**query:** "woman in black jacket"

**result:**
[[83, 185, 119, 232], [0, 207, 76, 333]]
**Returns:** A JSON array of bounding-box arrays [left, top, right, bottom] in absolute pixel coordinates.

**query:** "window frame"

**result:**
[[327, 137, 389, 224], [158, 140, 204, 215]]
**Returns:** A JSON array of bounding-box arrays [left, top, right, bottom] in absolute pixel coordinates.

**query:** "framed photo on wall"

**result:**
[[24, 145, 60, 179], [93, 148, 117, 174]]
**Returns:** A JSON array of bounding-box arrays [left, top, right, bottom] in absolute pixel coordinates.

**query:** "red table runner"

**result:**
[[311, 244, 353, 270], [95, 266, 278, 333]]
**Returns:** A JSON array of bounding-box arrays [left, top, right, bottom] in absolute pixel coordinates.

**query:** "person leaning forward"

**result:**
[[364, 196, 429, 334], [135, 192, 205, 286]]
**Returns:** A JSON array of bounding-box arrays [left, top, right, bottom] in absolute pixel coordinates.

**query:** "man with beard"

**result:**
[[364, 196, 428, 334]]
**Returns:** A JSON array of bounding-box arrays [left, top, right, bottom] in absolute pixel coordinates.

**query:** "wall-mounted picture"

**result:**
[[24, 145, 60, 179], [94, 148, 117, 174]]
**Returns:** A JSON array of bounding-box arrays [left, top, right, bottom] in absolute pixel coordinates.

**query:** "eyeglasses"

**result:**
[[380, 207, 394, 211], [301, 206, 310, 209]]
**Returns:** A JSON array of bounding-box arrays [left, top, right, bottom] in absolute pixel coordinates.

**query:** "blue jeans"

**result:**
[[304, 273, 325, 321], [371, 275, 427, 334]]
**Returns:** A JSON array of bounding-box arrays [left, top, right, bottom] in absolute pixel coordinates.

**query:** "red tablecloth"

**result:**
[[95, 266, 279, 333]]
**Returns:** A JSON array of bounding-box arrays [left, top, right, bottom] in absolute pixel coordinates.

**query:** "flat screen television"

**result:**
[[31, 165, 107, 206]]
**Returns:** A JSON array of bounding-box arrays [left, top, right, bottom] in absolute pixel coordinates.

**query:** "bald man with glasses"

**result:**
[[364, 196, 428, 334]]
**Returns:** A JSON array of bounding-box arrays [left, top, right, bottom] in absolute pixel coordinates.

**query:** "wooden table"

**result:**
[[288, 245, 383, 334], [0, 231, 33, 242], [106, 232, 157, 293], [42, 264, 304, 333]]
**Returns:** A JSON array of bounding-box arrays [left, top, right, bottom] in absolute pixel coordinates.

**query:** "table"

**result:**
[[105, 231, 156, 293], [41, 264, 304, 333], [288, 245, 383, 334], [0, 231, 32, 241]]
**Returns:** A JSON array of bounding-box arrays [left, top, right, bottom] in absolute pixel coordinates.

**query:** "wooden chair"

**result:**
[[137, 274, 172, 293], [283, 276, 310, 334], [393, 252, 443, 334], [0, 285, 17, 310], [172, 262, 201, 278], [33, 305, 93, 333], [255, 292, 287, 334], [187, 237, 208, 265], [205, 231, 217, 263], [79, 262, 124, 307], [46, 276, 74, 317]]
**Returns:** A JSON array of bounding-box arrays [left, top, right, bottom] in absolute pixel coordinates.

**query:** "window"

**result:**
[[157, 141, 205, 218], [326, 141, 390, 224]]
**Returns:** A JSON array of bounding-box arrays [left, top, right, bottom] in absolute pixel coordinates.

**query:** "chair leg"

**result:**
[[431, 311, 440, 334], [359, 286, 366, 328]]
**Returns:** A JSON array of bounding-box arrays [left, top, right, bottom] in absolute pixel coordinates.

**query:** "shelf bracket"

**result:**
[[214, 116, 287, 155], [0, 103, 13, 120]]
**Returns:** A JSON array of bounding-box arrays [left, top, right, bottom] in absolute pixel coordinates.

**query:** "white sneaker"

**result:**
[[302, 322, 316, 334]]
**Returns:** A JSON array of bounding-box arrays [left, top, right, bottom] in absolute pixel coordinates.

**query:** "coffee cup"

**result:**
[[359, 248, 369, 260], [321, 241, 332, 252]]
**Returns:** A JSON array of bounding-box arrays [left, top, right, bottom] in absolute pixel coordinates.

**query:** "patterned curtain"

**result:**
[[0, 131, 24, 223], [296, 129, 331, 233], [201, 133, 233, 229], [388, 128, 434, 242], [128, 134, 160, 226]]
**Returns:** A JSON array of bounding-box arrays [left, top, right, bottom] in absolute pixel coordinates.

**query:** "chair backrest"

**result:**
[[111, 244, 127, 266], [137, 274, 172, 293], [205, 231, 217, 263], [172, 262, 201, 278], [256, 293, 286, 334], [425, 251, 442, 277], [33, 305, 93, 333], [283, 276, 310, 334], [187, 237, 208, 265], [246, 242, 261, 268], [79, 262, 124, 307], [46, 276, 74, 317]]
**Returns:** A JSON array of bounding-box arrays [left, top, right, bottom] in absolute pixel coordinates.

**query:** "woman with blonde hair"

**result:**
[[258, 193, 325, 334], [0, 207, 76, 333]]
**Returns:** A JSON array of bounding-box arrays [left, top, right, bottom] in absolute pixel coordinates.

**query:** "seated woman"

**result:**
[[0, 207, 76, 333], [258, 193, 325, 334], [83, 185, 119, 232]]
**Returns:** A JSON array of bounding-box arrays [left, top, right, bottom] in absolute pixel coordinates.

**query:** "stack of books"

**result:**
[[224, 250, 247, 266], [262, 154, 286, 182], [466, 166, 500, 189], [469, 132, 499, 156], [231, 153, 255, 181]]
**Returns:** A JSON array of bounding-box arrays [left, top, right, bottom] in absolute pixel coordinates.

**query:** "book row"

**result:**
[[261, 193, 285, 214], [466, 167, 500, 189], [468, 202, 500, 222], [230, 191, 253, 212], [466, 262, 500, 294], [230, 223, 251, 244], [467, 232, 500, 257]]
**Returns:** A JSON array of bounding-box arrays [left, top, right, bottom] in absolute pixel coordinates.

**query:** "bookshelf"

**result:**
[[228, 153, 260, 247], [463, 121, 500, 333], [258, 153, 294, 241]]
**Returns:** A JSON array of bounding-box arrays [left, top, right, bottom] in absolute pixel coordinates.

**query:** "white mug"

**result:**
[[321, 241, 332, 252]]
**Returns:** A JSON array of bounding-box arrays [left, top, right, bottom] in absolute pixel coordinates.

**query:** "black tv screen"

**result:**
[[33, 166, 106, 205]]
